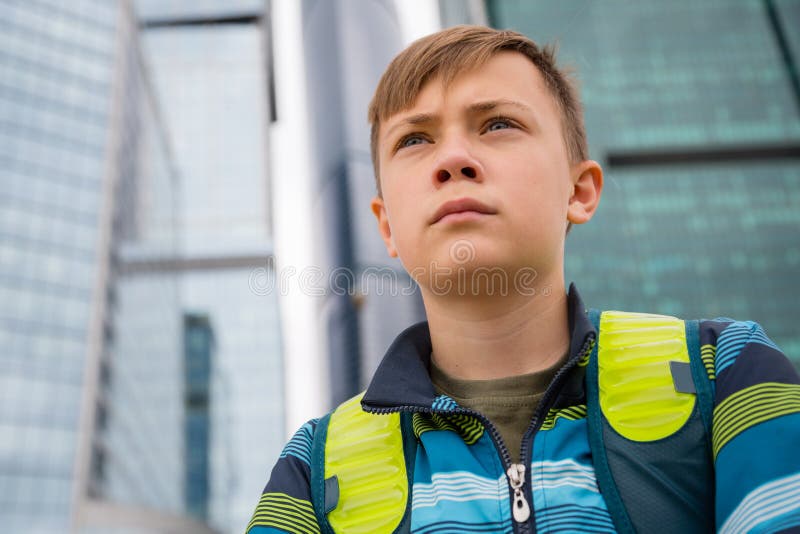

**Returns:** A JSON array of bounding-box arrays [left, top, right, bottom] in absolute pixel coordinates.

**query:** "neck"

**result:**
[[421, 274, 570, 380]]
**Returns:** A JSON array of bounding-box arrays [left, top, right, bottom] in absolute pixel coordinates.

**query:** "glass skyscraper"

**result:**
[[2, 0, 122, 529], [0, 1, 202, 532], [1, 0, 213, 531], [485, 0, 800, 366], [136, 2, 284, 531]]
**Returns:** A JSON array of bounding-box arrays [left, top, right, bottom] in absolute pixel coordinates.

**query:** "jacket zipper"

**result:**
[[507, 462, 530, 523], [515, 333, 597, 534], [363, 403, 523, 527], [363, 332, 596, 534]]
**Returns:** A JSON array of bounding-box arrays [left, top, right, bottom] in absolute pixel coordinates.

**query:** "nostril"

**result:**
[[462, 167, 476, 178], [437, 169, 451, 182]]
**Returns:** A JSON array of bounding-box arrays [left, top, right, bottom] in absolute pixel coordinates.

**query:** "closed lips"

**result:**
[[430, 198, 497, 224]]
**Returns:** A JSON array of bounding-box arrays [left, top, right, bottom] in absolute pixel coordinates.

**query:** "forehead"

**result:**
[[380, 51, 556, 137]]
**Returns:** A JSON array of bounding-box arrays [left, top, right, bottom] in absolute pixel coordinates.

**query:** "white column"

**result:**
[[393, 0, 442, 46], [271, 0, 329, 437]]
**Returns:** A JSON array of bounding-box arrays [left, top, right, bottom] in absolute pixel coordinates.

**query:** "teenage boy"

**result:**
[[247, 26, 800, 533]]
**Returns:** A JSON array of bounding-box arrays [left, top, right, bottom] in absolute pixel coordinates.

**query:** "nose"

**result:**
[[432, 135, 483, 185], [437, 166, 477, 182]]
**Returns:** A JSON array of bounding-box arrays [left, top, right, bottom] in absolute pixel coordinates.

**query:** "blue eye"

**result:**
[[486, 119, 511, 132], [400, 135, 427, 148]]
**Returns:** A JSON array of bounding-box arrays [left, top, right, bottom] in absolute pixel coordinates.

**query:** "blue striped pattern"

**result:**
[[278, 419, 317, 466], [431, 394, 459, 412], [410, 468, 514, 532], [536, 505, 616, 533], [756, 511, 800, 534], [412, 471, 506, 510], [531, 407, 614, 532], [715, 409, 800, 529], [711, 316, 800, 534], [719, 472, 800, 533], [410, 425, 513, 532], [714, 320, 780, 376], [412, 519, 513, 533], [531, 460, 601, 495]]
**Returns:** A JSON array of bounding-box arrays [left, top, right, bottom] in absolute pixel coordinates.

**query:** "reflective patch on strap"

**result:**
[[670, 361, 696, 394], [323, 476, 339, 514], [325, 392, 408, 533], [598, 311, 696, 442]]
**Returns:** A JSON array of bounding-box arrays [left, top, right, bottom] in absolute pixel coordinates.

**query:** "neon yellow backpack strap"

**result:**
[[597, 310, 695, 441], [586, 309, 715, 534], [311, 392, 410, 533]]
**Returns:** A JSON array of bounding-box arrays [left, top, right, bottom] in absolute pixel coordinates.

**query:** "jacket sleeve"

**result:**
[[704, 319, 800, 533], [245, 419, 321, 534]]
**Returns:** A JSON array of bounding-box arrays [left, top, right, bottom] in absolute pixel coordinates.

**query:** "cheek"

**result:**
[[381, 196, 417, 251], [384, 159, 429, 193], [392, 214, 421, 252], [506, 160, 568, 206]]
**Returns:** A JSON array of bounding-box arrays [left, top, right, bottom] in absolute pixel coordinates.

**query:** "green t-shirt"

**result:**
[[430, 354, 567, 464]]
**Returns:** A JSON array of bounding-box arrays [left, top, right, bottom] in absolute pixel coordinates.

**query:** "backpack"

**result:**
[[310, 310, 716, 533]]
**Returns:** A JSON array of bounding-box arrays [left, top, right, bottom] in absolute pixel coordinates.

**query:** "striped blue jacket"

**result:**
[[247, 286, 800, 533]]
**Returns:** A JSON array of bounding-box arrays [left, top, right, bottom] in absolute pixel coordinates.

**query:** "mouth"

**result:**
[[430, 197, 497, 224]]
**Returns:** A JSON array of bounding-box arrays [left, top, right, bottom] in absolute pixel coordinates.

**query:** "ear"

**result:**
[[567, 160, 603, 225], [370, 196, 398, 257]]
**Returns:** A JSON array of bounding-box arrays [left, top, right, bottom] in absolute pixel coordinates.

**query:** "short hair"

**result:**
[[368, 25, 588, 195]]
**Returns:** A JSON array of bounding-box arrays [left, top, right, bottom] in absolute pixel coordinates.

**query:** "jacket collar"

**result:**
[[362, 283, 596, 411]]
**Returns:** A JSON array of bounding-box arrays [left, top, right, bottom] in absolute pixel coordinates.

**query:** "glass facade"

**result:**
[[487, 0, 800, 366], [136, 3, 284, 532], [184, 314, 214, 520], [180, 269, 283, 533], [0, 0, 119, 530], [142, 23, 272, 257], [0, 0, 211, 531], [97, 2, 185, 516]]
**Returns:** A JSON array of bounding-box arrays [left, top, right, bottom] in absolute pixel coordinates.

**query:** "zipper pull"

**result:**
[[506, 463, 531, 523]]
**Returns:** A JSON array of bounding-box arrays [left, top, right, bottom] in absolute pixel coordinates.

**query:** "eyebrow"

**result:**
[[383, 99, 534, 142], [467, 99, 534, 114], [383, 113, 437, 142]]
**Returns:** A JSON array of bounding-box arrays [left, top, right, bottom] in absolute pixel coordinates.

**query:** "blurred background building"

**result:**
[[135, 1, 283, 530], [476, 0, 800, 362], [0, 0, 204, 531], [1, 0, 279, 532], [0, 0, 797, 532]]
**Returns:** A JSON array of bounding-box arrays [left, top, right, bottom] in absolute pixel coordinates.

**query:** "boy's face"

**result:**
[[371, 51, 601, 292]]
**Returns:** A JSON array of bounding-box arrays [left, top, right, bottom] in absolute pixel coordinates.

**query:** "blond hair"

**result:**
[[368, 25, 587, 194]]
